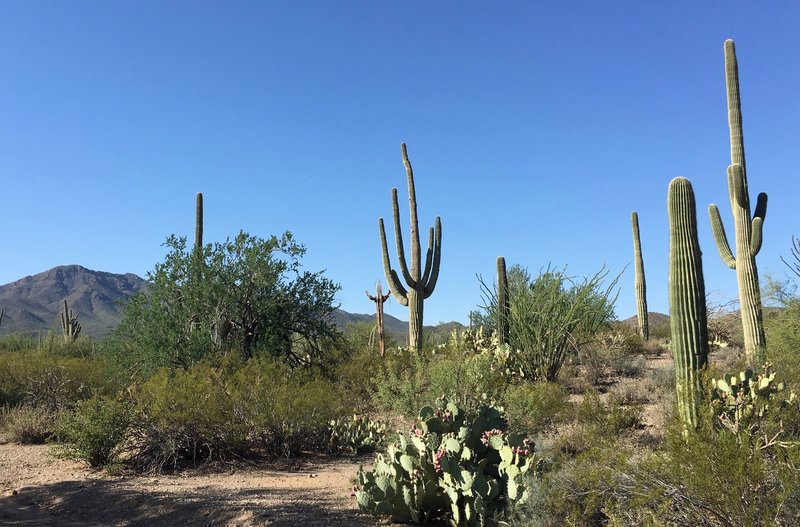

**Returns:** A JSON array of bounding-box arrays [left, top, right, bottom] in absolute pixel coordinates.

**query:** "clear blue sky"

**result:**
[[1, 2, 798, 324]]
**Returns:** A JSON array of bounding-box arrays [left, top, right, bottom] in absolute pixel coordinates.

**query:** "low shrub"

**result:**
[[0, 403, 57, 444], [53, 394, 131, 467], [503, 382, 570, 436]]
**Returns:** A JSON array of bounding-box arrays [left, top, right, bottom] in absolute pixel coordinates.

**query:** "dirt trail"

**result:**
[[0, 444, 378, 526]]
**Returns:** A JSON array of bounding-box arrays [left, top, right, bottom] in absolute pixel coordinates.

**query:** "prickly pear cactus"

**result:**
[[710, 364, 795, 434], [355, 397, 534, 525]]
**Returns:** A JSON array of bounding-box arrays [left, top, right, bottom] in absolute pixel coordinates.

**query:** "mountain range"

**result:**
[[0, 265, 462, 341]]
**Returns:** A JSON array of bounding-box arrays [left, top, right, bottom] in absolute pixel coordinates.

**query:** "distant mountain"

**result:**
[[0, 265, 148, 338], [0, 265, 465, 342], [620, 312, 671, 332]]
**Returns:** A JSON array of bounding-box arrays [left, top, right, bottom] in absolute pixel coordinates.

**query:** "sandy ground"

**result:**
[[0, 444, 379, 526]]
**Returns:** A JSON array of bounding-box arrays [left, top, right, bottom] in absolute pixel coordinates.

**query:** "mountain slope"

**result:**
[[0, 265, 148, 338]]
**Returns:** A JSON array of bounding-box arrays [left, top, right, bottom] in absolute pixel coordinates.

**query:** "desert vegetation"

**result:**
[[2, 39, 800, 527]]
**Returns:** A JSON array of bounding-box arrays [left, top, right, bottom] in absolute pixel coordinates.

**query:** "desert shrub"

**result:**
[[608, 378, 658, 406], [238, 360, 347, 457], [476, 264, 618, 382], [126, 360, 251, 471], [765, 299, 800, 388], [0, 350, 111, 409], [356, 397, 535, 525], [333, 339, 382, 413], [0, 403, 58, 444], [53, 394, 132, 467], [503, 382, 570, 436], [371, 346, 431, 416], [580, 329, 647, 385]]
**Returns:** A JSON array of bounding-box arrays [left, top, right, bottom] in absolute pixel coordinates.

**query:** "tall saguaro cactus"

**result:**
[[195, 192, 204, 251], [378, 143, 442, 353], [496, 256, 510, 345], [707, 39, 768, 365], [366, 281, 391, 358], [630, 212, 649, 340], [669, 178, 709, 431]]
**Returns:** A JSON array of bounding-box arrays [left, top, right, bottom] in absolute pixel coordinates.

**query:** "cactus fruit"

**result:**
[[378, 143, 442, 353], [631, 212, 649, 341], [707, 39, 767, 364], [668, 177, 709, 430], [60, 299, 81, 342], [366, 281, 391, 358], [496, 256, 510, 346]]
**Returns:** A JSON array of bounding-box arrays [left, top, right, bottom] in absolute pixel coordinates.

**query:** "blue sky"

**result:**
[[1, 2, 798, 325]]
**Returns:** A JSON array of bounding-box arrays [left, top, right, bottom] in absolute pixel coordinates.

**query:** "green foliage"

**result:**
[[502, 382, 570, 436], [764, 278, 800, 388], [478, 264, 618, 382], [0, 350, 111, 409], [111, 231, 340, 376], [53, 395, 131, 467], [372, 328, 515, 417], [356, 397, 535, 525]]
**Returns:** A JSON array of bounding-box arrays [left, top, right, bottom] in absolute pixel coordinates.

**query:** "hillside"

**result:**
[[0, 265, 148, 338], [0, 266, 465, 342]]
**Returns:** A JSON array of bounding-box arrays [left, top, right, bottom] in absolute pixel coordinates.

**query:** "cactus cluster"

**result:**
[[355, 397, 533, 525], [668, 177, 708, 431], [379, 143, 442, 353], [710, 365, 795, 434], [327, 415, 386, 455], [707, 39, 768, 365]]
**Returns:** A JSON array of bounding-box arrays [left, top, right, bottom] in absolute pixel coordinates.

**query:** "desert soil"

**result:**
[[0, 444, 379, 526]]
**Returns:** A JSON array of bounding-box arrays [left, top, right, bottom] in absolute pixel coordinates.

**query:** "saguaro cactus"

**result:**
[[707, 39, 767, 364], [496, 256, 510, 345], [60, 299, 81, 342], [366, 281, 391, 358], [195, 192, 203, 251], [378, 143, 442, 353], [669, 177, 709, 431], [631, 212, 649, 340]]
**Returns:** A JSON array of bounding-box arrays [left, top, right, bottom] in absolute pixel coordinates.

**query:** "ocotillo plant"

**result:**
[[631, 212, 649, 340], [707, 39, 768, 364], [669, 177, 709, 431], [496, 256, 510, 345], [195, 192, 203, 251], [378, 143, 442, 353], [60, 299, 81, 342], [366, 281, 391, 358]]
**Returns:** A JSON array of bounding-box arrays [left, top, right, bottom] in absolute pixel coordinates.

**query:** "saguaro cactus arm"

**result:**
[[422, 217, 442, 299], [708, 204, 736, 269], [379, 218, 409, 306]]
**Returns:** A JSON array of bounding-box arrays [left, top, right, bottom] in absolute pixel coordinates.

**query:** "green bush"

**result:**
[[0, 350, 111, 409], [53, 395, 131, 467], [356, 397, 535, 525], [503, 382, 570, 436]]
